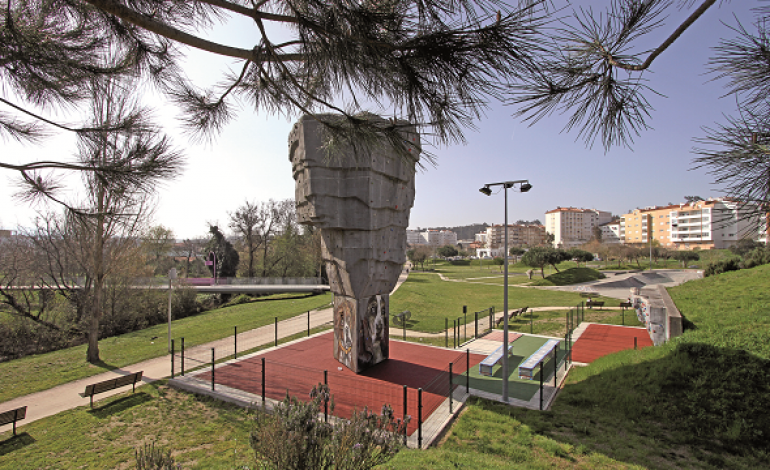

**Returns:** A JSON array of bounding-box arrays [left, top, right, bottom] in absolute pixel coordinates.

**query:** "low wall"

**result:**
[[631, 285, 683, 346]]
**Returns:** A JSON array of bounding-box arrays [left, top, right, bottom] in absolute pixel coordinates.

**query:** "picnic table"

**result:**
[[518, 339, 560, 380]]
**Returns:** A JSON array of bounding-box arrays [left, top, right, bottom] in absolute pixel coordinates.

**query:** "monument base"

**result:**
[[333, 294, 390, 373]]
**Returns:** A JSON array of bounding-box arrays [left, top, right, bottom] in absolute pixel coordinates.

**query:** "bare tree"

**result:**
[[3, 79, 183, 364], [228, 200, 261, 278]]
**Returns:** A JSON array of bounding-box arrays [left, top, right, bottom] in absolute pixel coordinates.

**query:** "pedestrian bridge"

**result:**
[[2, 277, 331, 295]]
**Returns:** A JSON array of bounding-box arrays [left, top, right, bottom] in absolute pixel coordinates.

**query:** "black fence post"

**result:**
[[456, 317, 460, 345], [466, 349, 470, 393], [488, 309, 492, 331], [448, 363, 453, 414], [463, 306, 467, 343], [234, 326, 237, 359], [622, 307, 625, 325], [418, 388, 423, 449], [403, 317, 406, 341], [403, 385, 408, 445], [634, 337, 638, 350], [554, 348, 558, 387], [261, 357, 266, 405], [474, 312, 478, 339], [308, 310, 311, 337], [452, 320, 456, 348], [171, 339, 175, 378], [445, 318, 448, 348], [539, 361, 544, 410], [211, 347, 215, 391], [565, 312, 568, 334], [274, 317, 278, 347], [181, 337, 185, 376], [324, 370, 329, 423]]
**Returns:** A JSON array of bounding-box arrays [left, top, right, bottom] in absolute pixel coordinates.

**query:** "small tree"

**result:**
[[407, 245, 431, 271], [567, 249, 594, 267], [509, 247, 526, 259], [205, 226, 239, 279], [521, 247, 550, 278], [673, 250, 700, 268], [437, 245, 458, 258]]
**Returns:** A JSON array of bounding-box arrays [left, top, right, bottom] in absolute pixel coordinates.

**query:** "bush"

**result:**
[[492, 257, 504, 265], [135, 442, 180, 470], [250, 384, 408, 470], [224, 294, 253, 307], [741, 245, 770, 269], [704, 258, 741, 277]]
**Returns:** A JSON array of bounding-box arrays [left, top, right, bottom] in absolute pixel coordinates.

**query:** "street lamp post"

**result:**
[[167, 267, 177, 352], [479, 179, 532, 403]]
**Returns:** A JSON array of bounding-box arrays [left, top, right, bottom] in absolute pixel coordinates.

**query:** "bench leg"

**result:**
[[90, 395, 94, 408], [13, 420, 16, 436]]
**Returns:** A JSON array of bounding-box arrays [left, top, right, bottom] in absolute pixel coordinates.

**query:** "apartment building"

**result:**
[[545, 207, 613, 248], [619, 199, 767, 250], [600, 220, 622, 244], [406, 229, 458, 247], [477, 224, 546, 257]]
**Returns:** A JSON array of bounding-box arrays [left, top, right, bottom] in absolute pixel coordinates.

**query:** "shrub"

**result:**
[[704, 258, 741, 277], [741, 245, 770, 269], [135, 441, 180, 469], [250, 384, 408, 470], [225, 294, 253, 307]]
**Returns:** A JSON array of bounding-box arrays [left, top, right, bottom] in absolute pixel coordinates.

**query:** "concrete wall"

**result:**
[[631, 285, 683, 346]]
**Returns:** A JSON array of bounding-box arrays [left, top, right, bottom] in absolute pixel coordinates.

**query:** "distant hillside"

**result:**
[[424, 223, 489, 241]]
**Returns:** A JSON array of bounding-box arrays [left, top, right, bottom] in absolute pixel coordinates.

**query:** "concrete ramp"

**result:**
[[593, 276, 647, 289]]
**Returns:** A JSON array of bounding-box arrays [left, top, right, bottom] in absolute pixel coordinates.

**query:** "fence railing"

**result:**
[[171, 342, 470, 449]]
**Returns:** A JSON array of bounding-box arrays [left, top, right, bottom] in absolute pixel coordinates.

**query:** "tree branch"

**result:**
[[607, 0, 717, 71], [81, 0, 304, 62]]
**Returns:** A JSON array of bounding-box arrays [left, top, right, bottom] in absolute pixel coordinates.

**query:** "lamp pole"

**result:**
[[503, 185, 510, 402], [480, 179, 532, 403], [167, 267, 177, 352]]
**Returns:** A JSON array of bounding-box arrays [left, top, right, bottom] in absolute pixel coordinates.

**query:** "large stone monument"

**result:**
[[289, 115, 419, 373]]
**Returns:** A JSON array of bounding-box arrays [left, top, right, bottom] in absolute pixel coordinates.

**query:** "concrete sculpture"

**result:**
[[289, 114, 419, 373]]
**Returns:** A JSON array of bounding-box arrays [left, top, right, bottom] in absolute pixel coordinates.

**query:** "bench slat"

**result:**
[[0, 406, 27, 427], [80, 371, 143, 399]]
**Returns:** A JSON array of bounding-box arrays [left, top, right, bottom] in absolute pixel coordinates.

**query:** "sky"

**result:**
[[0, 1, 760, 239]]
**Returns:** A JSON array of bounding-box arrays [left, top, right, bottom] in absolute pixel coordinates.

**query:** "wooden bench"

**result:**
[[79, 371, 143, 408], [496, 307, 528, 327], [0, 406, 27, 436], [518, 339, 560, 380], [619, 302, 632, 309], [586, 300, 605, 309]]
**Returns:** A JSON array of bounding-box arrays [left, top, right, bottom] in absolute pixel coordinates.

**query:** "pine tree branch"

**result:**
[[604, 0, 717, 71], [81, 0, 304, 62]]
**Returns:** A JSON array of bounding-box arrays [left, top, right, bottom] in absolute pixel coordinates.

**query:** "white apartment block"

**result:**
[[600, 220, 622, 244], [545, 207, 613, 248], [406, 229, 423, 246], [670, 199, 766, 249], [407, 229, 458, 247]]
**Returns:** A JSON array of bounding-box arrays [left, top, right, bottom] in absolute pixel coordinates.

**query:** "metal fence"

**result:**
[[171, 343, 469, 449]]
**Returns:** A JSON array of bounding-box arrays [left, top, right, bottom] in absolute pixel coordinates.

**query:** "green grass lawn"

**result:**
[[0, 382, 254, 470], [0, 293, 332, 403], [384, 264, 770, 470], [390, 273, 615, 333], [530, 267, 606, 286]]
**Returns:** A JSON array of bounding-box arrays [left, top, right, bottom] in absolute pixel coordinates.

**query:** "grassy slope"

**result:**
[[0, 293, 332, 403], [385, 265, 770, 470], [390, 273, 614, 332], [530, 267, 606, 286]]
